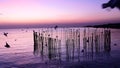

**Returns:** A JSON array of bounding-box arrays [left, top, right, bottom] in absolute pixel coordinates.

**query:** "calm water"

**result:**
[[0, 27, 120, 68]]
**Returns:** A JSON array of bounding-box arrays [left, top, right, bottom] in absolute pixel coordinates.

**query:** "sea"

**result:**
[[0, 27, 120, 68]]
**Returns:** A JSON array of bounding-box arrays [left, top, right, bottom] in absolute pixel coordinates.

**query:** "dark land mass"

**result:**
[[86, 23, 120, 29]]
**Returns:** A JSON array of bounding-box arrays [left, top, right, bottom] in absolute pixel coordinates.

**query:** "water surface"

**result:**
[[0, 27, 120, 68]]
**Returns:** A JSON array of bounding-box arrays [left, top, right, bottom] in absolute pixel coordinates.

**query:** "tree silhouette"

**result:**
[[102, 0, 120, 10]]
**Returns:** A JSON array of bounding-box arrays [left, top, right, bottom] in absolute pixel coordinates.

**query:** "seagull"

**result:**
[[4, 32, 8, 37], [5, 42, 10, 48]]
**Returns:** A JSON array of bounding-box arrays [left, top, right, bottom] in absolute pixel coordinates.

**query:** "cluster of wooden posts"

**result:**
[[33, 29, 61, 60], [33, 28, 111, 61], [82, 28, 111, 60], [65, 28, 81, 61]]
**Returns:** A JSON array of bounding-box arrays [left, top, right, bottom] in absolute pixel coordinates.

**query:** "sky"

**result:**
[[0, 0, 120, 26]]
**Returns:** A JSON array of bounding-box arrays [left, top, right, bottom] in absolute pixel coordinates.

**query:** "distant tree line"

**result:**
[[102, 0, 120, 10]]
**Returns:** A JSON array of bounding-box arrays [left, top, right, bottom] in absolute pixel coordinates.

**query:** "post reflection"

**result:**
[[33, 28, 111, 62]]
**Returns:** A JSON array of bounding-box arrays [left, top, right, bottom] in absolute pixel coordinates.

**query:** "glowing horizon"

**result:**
[[0, 0, 120, 25]]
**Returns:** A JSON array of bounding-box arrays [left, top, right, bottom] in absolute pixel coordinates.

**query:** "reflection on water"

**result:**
[[0, 28, 120, 68], [33, 28, 111, 62]]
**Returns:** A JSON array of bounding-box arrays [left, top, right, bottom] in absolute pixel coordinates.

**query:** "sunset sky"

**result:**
[[0, 0, 120, 25]]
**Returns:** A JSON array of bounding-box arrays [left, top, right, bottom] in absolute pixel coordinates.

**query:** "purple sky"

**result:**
[[0, 0, 120, 25]]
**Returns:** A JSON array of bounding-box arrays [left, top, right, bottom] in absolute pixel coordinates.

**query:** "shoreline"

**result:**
[[85, 23, 120, 29]]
